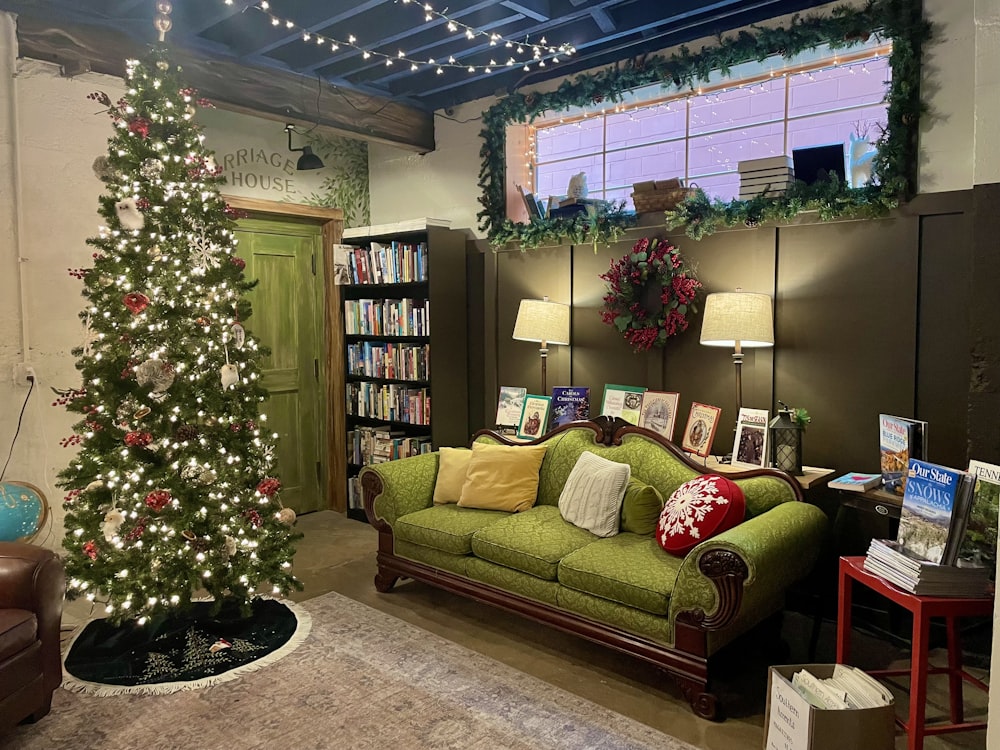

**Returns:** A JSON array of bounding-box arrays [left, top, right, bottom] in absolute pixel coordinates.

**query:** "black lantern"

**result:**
[[768, 403, 803, 475]]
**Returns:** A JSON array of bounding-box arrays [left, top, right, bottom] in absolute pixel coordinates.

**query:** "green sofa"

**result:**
[[361, 417, 827, 720]]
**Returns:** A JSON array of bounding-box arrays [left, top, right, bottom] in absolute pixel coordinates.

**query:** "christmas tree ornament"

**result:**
[[209, 637, 231, 654], [135, 358, 175, 392], [175, 424, 199, 442], [198, 469, 217, 485], [123, 292, 150, 314], [276, 507, 297, 526], [181, 529, 196, 541], [230, 256, 246, 272], [82, 540, 98, 560], [102, 508, 126, 541], [140, 158, 164, 180], [115, 198, 146, 230], [223, 535, 237, 559], [124, 431, 153, 448], [128, 117, 152, 139], [256, 477, 281, 497], [144, 490, 171, 511], [92, 155, 118, 183], [134, 406, 152, 420], [220, 363, 238, 389], [180, 464, 201, 481], [148, 244, 163, 259], [230, 322, 246, 349], [85, 480, 103, 492]]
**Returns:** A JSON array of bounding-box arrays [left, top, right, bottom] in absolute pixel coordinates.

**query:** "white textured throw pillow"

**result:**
[[558, 451, 631, 537]]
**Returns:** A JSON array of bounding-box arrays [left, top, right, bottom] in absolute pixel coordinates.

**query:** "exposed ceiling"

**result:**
[[0, 0, 834, 151]]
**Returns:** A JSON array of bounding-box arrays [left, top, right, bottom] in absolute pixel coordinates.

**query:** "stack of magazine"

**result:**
[[790, 665, 892, 710], [863, 456, 997, 597]]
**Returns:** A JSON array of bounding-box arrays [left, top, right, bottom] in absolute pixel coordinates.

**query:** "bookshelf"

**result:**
[[339, 219, 468, 520]]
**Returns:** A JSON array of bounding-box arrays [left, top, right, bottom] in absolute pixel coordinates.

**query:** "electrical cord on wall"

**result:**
[[1, 375, 34, 481]]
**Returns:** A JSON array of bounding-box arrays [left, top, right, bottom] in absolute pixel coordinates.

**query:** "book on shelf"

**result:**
[[957, 460, 1000, 572], [732, 407, 769, 469], [681, 402, 722, 457], [347, 381, 430, 424], [332, 243, 354, 285], [864, 538, 990, 597], [549, 386, 590, 429], [878, 414, 927, 495], [516, 184, 544, 220], [638, 390, 680, 441], [896, 458, 973, 566], [342, 240, 428, 285], [516, 394, 551, 440], [600, 384, 646, 425], [343, 298, 430, 337], [828, 472, 883, 492], [495, 386, 527, 429]]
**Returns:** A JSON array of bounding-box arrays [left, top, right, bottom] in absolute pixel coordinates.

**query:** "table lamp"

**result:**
[[512, 296, 570, 395], [699, 290, 773, 411]]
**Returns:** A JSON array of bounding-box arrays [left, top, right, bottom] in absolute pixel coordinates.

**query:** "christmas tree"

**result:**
[[58, 47, 301, 626]]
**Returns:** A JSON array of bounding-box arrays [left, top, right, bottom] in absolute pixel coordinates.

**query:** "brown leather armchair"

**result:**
[[0, 542, 65, 733]]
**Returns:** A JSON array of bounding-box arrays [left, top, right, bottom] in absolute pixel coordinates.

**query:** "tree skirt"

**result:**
[[62, 597, 311, 696]]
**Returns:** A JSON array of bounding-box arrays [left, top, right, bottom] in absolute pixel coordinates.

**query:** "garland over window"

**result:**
[[478, 0, 928, 249]]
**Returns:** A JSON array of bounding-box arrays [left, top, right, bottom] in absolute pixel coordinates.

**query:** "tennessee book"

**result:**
[[495, 386, 526, 429], [958, 459, 1000, 572], [828, 472, 883, 492], [895, 458, 971, 565], [732, 407, 769, 469], [878, 414, 928, 496], [638, 390, 680, 441], [549, 386, 590, 429], [681, 402, 722, 458], [600, 384, 646, 425], [517, 394, 551, 440]]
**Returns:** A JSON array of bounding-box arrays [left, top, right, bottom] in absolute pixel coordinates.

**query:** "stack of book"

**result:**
[[865, 539, 991, 596], [862, 456, 997, 597], [738, 156, 794, 199]]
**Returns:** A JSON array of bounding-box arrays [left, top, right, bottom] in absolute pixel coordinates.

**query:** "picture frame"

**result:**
[[516, 394, 551, 440], [681, 402, 722, 457], [638, 390, 680, 441]]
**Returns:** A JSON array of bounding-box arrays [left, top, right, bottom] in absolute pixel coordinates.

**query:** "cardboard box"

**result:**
[[764, 664, 895, 750]]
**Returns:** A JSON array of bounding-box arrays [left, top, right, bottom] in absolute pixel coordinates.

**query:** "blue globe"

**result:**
[[0, 481, 48, 542]]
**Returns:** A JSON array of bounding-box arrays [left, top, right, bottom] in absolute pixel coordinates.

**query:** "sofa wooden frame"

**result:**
[[362, 416, 805, 720]]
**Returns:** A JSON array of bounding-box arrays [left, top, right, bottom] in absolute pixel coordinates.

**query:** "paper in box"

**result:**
[[764, 665, 894, 750]]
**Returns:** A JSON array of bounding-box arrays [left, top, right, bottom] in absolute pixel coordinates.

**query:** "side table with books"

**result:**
[[837, 556, 992, 750]]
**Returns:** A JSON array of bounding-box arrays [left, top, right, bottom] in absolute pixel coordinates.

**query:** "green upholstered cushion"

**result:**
[[465, 557, 561, 606], [471, 505, 596, 580], [556, 586, 673, 647], [395, 505, 511, 555], [620, 478, 665, 535], [394, 539, 470, 577], [558, 534, 681, 615]]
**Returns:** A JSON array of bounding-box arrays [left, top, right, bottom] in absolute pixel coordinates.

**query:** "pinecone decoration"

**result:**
[[175, 423, 199, 442]]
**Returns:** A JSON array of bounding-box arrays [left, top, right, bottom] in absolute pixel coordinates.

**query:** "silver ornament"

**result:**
[[141, 158, 164, 180], [92, 155, 118, 183], [277, 507, 297, 526], [135, 358, 175, 393], [231, 323, 246, 349], [85, 480, 104, 492], [198, 469, 217, 485]]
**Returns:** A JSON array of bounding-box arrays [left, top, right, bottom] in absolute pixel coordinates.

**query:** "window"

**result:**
[[528, 43, 891, 208]]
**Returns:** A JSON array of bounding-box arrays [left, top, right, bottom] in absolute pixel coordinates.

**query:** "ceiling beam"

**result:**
[[589, 8, 616, 33], [12, 13, 435, 152], [234, 0, 389, 59], [499, 0, 550, 23]]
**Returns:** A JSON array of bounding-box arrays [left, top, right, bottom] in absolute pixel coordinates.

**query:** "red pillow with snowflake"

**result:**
[[656, 474, 746, 557]]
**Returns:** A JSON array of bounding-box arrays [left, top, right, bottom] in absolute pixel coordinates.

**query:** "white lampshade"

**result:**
[[512, 297, 570, 346], [700, 291, 774, 348]]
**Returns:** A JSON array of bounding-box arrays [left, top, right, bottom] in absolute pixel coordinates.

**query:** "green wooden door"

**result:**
[[235, 219, 323, 514]]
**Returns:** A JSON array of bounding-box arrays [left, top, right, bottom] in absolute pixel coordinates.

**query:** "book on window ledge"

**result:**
[[681, 402, 722, 458], [878, 414, 928, 495], [600, 384, 646, 425], [548, 386, 590, 430], [495, 386, 527, 430], [829, 472, 883, 492], [638, 390, 680, 441], [895, 458, 973, 566]]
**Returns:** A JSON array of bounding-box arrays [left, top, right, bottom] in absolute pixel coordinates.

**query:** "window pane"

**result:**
[[536, 154, 604, 199], [689, 80, 784, 136], [535, 117, 603, 160], [688, 122, 785, 178], [788, 57, 891, 117], [688, 172, 742, 202], [604, 186, 634, 211], [606, 103, 685, 148], [788, 103, 888, 152], [606, 140, 686, 188]]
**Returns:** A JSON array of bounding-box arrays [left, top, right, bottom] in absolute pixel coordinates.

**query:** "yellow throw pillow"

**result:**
[[432, 447, 473, 505], [457, 442, 548, 512]]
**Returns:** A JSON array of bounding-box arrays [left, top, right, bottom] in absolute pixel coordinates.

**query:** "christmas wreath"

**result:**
[[600, 237, 702, 351]]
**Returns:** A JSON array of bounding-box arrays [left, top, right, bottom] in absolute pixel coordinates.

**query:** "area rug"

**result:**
[[62, 597, 311, 695], [6, 590, 697, 750]]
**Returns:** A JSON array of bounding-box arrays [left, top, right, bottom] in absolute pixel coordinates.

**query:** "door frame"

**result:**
[[224, 195, 346, 512]]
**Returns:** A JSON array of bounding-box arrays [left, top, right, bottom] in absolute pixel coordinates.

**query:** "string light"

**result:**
[[229, 0, 575, 74]]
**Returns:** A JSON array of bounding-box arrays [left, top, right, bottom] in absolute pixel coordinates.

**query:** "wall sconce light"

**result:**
[[699, 289, 774, 411], [512, 296, 570, 395], [284, 124, 324, 171]]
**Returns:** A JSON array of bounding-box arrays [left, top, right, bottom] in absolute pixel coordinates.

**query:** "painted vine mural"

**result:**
[[303, 133, 371, 228]]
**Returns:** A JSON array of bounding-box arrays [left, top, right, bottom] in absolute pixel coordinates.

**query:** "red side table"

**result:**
[[836, 556, 992, 750]]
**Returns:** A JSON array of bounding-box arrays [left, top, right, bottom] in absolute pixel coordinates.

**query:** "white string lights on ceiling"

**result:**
[[222, 0, 575, 74]]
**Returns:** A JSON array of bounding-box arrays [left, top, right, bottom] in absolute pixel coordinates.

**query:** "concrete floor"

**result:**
[[281, 510, 989, 750]]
